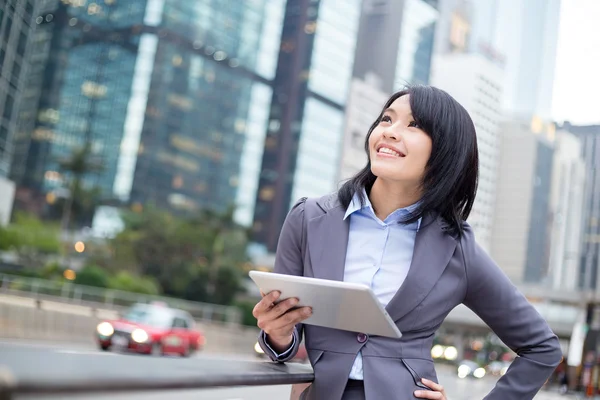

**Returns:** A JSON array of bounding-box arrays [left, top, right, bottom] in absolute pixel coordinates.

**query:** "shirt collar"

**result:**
[[343, 188, 421, 223]]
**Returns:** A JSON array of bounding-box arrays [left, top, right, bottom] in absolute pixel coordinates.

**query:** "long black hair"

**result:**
[[338, 85, 479, 236]]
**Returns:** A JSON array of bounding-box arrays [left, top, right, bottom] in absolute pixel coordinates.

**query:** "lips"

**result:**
[[376, 144, 406, 157]]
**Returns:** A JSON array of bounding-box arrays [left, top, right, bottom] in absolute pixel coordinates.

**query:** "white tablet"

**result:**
[[249, 271, 402, 339]]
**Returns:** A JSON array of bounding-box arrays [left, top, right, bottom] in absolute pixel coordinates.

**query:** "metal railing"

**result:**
[[0, 345, 314, 399], [0, 273, 241, 325]]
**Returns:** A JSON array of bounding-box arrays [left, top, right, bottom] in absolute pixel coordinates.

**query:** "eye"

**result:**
[[380, 115, 392, 124], [408, 121, 420, 129]]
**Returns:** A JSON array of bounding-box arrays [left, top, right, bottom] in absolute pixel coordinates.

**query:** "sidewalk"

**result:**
[[536, 389, 581, 399]]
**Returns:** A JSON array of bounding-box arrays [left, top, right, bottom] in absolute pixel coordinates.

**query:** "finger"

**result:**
[[421, 378, 444, 393], [253, 291, 280, 317], [267, 297, 300, 319], [269, 307, 312, 331], [414, 390, 443, 399]]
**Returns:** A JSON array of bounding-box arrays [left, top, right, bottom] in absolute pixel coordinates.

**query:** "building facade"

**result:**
[[430, 53, 503, 252], [10, 0, 284, 225], [491, 119, 556, 284], [564, 124, 600, 291], [336, 0, 439, 194], [0, 0, 36, 177], [0, 0, 37, 223], [252, 0, 362, 250], [548, 129, 586, 291]]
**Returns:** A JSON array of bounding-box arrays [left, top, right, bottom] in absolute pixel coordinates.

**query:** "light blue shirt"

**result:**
[[343, 189, 420, 380]]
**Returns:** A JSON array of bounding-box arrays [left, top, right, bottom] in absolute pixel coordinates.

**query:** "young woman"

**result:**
[[253, 85, 562, 400]]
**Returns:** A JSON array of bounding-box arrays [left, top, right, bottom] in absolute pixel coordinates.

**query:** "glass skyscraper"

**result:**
[[0, 0, 36, 177], [11, 0, 284, 220], [252, 0, 362, 250]]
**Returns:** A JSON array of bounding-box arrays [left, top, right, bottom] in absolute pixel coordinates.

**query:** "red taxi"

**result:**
[[95, 303, 205, 357]]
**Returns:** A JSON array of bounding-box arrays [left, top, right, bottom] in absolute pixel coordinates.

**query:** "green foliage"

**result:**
[[104, 204, 250, 305], [108, 271, 160, 295], [0, 212, 61, 254], [74, 265, 109, 288], [235, 299, 259, 327]]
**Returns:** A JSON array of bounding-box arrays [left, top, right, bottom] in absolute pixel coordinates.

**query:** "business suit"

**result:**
[[258, 193, 562, 399]]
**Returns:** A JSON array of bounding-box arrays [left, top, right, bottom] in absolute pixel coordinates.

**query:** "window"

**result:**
[[172, 317, 189, 329], [17, 32, 26, 57], [3, 16, 12, 42], [3, 95, 13, 119]]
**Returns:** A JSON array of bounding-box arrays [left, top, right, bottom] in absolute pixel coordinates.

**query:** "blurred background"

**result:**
[[0, 0, 599, 398]]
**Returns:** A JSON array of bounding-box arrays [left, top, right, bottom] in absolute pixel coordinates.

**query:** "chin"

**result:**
[[370, 164, 402, 181]]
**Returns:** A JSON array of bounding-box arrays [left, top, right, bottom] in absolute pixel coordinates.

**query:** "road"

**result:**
[[1, 340, 579, 400]]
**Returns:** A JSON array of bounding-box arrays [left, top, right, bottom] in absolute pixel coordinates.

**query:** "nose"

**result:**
[[382, 127, 399, 141]]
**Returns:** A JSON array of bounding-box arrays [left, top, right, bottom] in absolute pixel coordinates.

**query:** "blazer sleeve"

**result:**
[[461, 226, 563, 400], [257, 197, 307, 363]]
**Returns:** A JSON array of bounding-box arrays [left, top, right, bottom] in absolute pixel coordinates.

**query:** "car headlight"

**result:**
[[457, 364, 471, 379], [97, 322, 114, 337], [443, 346, 458, 361], [254, 342, 264, 354], [473, 367, 486, 379], [131, 329, 149, 343]]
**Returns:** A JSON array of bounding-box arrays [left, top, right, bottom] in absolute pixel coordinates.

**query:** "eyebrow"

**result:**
[[383, 108, 413, 119]]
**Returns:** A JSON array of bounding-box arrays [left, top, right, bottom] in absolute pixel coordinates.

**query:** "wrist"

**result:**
[[266, 333, 294, 353]]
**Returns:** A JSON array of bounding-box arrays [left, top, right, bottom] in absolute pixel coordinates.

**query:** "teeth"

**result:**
[[378, 147, 401, 157]]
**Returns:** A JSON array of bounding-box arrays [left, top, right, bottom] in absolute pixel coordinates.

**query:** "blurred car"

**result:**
[[487, 360, 511, 376], [457, 360, 486, 379], [254, 340, 308, 363], [95, 303, 205, 357]]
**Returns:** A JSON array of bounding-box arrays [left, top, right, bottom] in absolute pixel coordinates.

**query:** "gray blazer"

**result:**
[[258, 193, 562, 400]]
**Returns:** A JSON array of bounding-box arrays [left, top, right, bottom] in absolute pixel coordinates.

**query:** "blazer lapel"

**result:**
[[306, 202, 349, 282], [385, 213, 458, 322]]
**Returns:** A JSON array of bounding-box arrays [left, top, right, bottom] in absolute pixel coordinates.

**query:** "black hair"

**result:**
[[338, 85, 479, 236]]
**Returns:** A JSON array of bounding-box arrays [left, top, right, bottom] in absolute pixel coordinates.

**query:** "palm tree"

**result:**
[[57, 142, 103, 231]]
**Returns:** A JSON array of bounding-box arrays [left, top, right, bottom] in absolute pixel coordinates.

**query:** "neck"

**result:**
[[368, 178, 421, 221]]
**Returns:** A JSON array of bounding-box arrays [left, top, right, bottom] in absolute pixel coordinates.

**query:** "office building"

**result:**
[[491, 118, 556, 284], [337, 0, 439, 191], [548, 130, 586, 291], [563, 124, 600, 291], [436, 0, 561, 118], [10, 0, 284, 225], [252, 0, 363, 250], [0, 0, 36, 223], [430, 53, 503, 252]]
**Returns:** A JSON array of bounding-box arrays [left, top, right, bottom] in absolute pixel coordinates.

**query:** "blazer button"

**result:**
[[357, 333, 368, 343]]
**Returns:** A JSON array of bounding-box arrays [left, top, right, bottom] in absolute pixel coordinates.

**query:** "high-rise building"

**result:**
[[10, 0, 284, 224], [436, 0, 561, 119], [337, 0, 439, 188], [548, 130, 586, 291], [563, 124, 600, 291], [491, 118, 556, 284], [0, 0, 36, 224], [430, 53, 503, 252], [0, 0, 36, 177], [470, 0, 561, 119], [252, 0, 363, 250]]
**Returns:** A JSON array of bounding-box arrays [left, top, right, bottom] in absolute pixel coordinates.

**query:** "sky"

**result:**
[[552, 0, 600, 125]]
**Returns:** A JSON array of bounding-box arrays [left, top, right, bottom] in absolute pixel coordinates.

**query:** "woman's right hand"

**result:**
[[253, 290, 313, 352]]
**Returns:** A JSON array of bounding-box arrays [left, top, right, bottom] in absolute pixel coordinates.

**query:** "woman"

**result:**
[[253, 85, 562, 400]]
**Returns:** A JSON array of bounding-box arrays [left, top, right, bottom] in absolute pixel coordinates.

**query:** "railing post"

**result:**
[[61, 283, 70, 299], [73, 287, 82, 303]]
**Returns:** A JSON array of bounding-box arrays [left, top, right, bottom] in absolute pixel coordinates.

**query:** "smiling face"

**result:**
[[368, 95, 433, 190]]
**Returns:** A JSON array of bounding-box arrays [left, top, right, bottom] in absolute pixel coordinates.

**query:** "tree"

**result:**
[[0, 212, 61, 269], [56, 142, 103, 231], [105, 205, 250, 305], [73, 265, 109, 288]]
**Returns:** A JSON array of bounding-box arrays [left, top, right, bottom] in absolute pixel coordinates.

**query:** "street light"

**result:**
[[74, 241, 85, 253]]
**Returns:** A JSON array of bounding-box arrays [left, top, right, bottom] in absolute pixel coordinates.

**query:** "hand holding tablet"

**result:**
[[249, 271, 402, 339]]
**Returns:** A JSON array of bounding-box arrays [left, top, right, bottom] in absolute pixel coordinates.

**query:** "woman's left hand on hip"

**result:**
[[414, 378, 447, 399]]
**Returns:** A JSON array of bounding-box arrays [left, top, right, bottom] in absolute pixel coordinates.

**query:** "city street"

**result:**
[[1, 341, 579, 400]]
